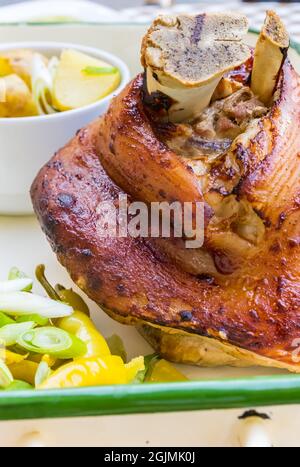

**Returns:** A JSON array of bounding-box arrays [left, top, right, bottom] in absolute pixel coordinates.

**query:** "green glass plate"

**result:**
[[2, 375, 300, 421], [0, 28, 299, 422]]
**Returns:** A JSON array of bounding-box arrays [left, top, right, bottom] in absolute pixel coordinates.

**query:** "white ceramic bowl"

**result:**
[[0, 42, 130, 215]]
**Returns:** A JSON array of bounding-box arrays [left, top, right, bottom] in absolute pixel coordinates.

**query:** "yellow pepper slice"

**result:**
[[42, 354, 57, 367], [146, 359, 188, 383], [0, 56, 13, 77], [125, 357, 144, 382], [57, 310, 110, 358], [38, 355, 144, 389], [28, 353, 57, 367], [8, 360, 39, 385], [0, 349, 27, 365]]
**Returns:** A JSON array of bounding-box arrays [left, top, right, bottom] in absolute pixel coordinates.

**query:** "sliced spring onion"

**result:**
[[31, 53, 58, 116], [48, 56, 59, 82], [17, 327, 87, 359], [8, 267, 27, 280], [4, 380, 33, 391], [82, 66, 118, 75], [0, 292, 73, 318], [0, 359, 13, 388], [0, 322, 35, 346], [0, 278, 33, 294], [34, 360, 51, 387], [16, 314, 49, 326], [0, 311, 15, 327], [8, 267, 33, 292]]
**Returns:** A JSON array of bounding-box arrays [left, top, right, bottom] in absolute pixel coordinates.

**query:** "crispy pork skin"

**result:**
[[31, 58, 300, 371]]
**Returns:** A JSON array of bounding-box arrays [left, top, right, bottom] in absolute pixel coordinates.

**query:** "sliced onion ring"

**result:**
[[17, 327, 87, 359]]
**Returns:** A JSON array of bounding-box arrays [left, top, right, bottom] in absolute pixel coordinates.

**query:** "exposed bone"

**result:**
[[251, 10, 289, 105], [141, 13, 251, 122]]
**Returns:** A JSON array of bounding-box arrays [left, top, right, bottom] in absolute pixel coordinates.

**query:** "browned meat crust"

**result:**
[[95, 74, 210, 220], [31, 58, 300, 369]]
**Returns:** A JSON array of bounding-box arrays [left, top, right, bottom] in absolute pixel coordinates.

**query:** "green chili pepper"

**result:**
[[36, 265, 90, 315], [35, 265, 60, 300], [55, 284, 90, 316], [106, 334, 127, 363], [17, 326, 87, 359]]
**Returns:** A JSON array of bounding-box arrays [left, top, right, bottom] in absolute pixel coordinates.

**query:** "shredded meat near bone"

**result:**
[[160, 83, 268, 248], [167, 86, 267, 160]]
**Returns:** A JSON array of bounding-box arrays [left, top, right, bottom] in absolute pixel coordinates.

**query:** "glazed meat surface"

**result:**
[[31, 59, 300, 370]]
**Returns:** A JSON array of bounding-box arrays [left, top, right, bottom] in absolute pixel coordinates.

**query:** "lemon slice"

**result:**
[[53, 49, 121, 111]]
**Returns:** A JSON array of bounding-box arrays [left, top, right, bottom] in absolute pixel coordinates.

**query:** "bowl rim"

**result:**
[[0, 41, 130, 124]]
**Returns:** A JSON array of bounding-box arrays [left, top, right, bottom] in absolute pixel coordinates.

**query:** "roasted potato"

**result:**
[[1, 49, 48, 89], [0, 74, 38, 118], [0, 56, 13, 77]]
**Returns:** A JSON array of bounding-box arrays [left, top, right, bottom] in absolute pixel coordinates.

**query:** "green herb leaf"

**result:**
[[82, 66, 118, 76]]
